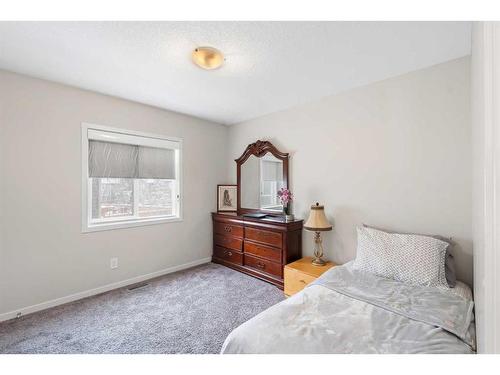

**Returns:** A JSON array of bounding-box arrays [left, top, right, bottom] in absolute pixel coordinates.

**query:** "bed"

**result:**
[[221, 263, 476, 354]]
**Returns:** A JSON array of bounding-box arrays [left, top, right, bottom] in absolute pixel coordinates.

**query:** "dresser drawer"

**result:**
[[214, 246, 243, 265], [214, 222, 243, 238], [284, 267, 317, 296], [245, 227, 282, 248], [244, 241, 281, 263], [214, 234, 243, 251], [244, 254, 282, 278]]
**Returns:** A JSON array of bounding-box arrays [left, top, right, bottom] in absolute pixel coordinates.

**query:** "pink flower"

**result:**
[[277, 188, 293, 205]]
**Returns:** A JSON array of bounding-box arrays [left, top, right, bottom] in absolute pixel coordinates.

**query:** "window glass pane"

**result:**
[[137, 179, 174, 217], [91, 178, 133, 219], [260, 181, 284, 209]]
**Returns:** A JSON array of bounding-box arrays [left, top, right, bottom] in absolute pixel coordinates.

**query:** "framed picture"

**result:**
[[217, 185, 237, 212]]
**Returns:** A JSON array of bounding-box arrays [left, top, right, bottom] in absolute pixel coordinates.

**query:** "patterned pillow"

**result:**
[[353, 226, 450, 288], [362, 224, 457, 287]]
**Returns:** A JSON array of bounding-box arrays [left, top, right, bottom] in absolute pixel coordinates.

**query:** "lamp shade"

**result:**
[[304, 203, 332, 231]]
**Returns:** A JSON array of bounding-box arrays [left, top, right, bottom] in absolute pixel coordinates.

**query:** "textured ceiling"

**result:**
[[0, 22, 471, 125]]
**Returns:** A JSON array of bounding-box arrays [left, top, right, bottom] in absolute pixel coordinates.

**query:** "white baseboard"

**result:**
[[0, 257, 211, 323]]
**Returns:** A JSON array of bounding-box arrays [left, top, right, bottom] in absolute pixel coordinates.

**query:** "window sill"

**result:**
[[82, 216, 183, 233]]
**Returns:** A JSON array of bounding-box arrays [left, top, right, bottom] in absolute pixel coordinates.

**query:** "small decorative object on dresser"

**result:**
[[304, 202, 333, 266], [217, 185, 237, 212], [284, 257, 336, 296], [277, 187, 294, 222]]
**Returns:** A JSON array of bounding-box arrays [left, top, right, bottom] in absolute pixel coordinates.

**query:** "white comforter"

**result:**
[[221, 265, 475, 354]]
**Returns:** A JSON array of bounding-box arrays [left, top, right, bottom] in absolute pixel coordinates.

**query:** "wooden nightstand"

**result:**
[[284, 257, 337, 296]]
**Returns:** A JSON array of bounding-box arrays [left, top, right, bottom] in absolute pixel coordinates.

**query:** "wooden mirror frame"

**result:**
[[235, 140, 289, 215]]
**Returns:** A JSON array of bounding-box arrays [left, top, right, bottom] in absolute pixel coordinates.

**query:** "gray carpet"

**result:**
[[0, 263, 285, 354]]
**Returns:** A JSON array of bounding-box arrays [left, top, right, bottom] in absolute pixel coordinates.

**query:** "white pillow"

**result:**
[[352, 226, 449, 288], [448, 281, 473, 301]]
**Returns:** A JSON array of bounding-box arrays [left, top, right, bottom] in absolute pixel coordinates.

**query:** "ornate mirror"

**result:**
[[236, 140, 289, 215]]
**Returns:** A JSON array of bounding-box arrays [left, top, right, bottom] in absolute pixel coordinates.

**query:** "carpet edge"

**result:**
[[0, 257, 212, 322]]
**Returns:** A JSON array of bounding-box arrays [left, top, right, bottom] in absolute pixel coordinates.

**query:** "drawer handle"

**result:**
[[256, 262, 266, 269], [226, 251, 233, 257], [224, 225, 232, 232], [299, 279, 307, 284]]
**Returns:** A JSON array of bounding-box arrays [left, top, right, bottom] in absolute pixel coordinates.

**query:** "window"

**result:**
[[259, 158, 284, 210], [82, 124, 182, 232]]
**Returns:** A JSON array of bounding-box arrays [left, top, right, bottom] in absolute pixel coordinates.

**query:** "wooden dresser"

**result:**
[[212, 212, 303, 289]]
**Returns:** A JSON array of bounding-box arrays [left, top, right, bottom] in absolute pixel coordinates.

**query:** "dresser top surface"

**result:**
[[212, 212, 303, 225]]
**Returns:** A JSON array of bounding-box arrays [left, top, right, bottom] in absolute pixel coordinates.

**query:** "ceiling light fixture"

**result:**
[[192, 47, 224, 70]]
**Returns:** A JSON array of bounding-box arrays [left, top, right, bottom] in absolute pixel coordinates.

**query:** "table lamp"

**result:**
[[304, 202, 333, 266]]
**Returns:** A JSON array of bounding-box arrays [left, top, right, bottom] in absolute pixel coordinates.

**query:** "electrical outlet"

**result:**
[[110, 257, 119, 269]]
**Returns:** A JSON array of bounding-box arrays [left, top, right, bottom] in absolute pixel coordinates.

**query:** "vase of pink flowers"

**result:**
[[277, 187, 294, 222]]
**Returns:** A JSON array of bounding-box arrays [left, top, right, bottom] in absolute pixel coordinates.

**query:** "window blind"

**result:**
[[137, 146, 176, 179], [88, 130, 177, 179], [261, 160, 283, 181]]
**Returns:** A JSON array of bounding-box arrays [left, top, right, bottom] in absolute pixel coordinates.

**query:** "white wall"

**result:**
[[471, 22, 500, 354], [227, 57, 473, 285], [0, 70, 227, 318]]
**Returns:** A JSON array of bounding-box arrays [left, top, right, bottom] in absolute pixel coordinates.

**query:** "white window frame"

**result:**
[[81, 123, 183, 233]]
